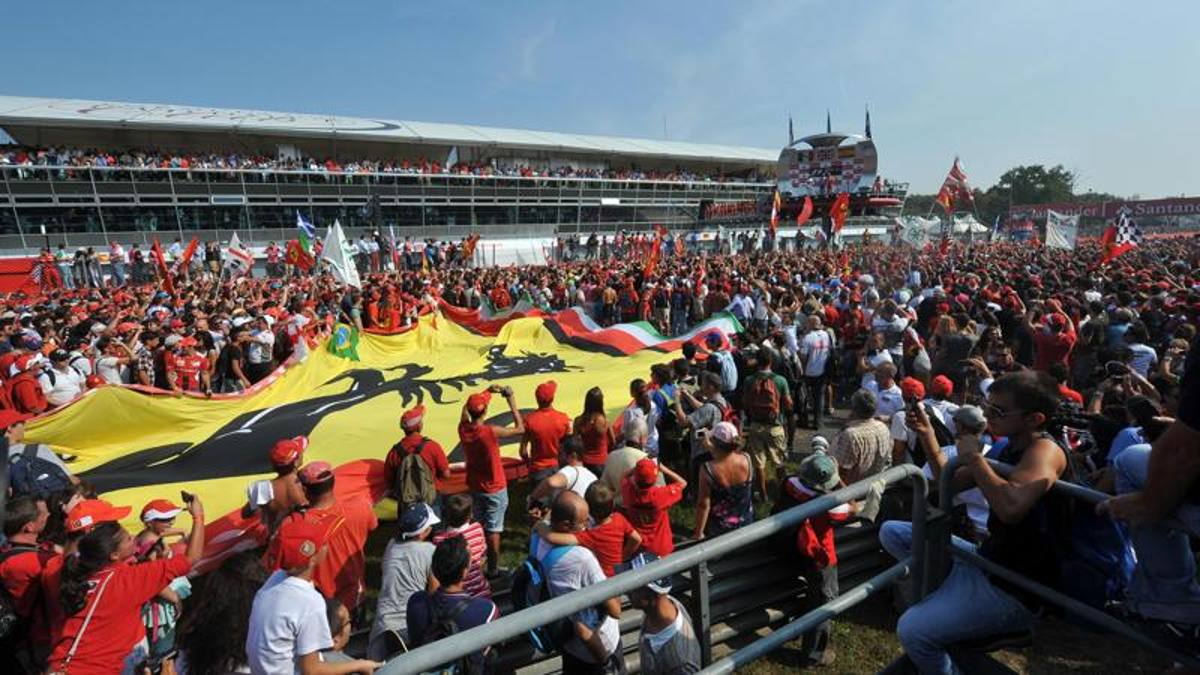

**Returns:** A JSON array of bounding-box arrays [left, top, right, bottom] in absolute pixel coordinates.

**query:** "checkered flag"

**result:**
[[1099, 209, 1141, 265], [1115, 212, 1143, 248]]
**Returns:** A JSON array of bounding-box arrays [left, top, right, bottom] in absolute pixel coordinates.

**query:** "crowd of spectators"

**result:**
[[0, 145, 767, 184], [0, 233, 1198, 673]]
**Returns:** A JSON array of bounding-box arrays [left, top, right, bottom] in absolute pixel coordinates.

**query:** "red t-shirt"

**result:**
[[0, 543, 55, 647], [384, 433, 450, 487], [577, 417, 611, 467], [459, 421, 506, 494], [40, 553, 65, 646], [621, 480, 684, 556], [1033, 328, 1077, 371], [266, 499, 378, 609], [47, 555, 191, 675], [168, 353, 209, 392], [1059, 384, 1084, 405], [575, 512, 635, 577], [10, 374, 47, 413], [523, 407, 572, 471]]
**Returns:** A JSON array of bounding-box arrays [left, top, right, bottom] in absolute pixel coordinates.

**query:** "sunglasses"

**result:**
[[983, 403, 1025, 419]]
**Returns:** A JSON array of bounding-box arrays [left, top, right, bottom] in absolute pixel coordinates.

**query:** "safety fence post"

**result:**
[[691, 560, 712, 666]]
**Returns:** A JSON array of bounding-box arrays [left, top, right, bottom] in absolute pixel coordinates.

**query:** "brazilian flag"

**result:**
[[329, 322, 360, 361]]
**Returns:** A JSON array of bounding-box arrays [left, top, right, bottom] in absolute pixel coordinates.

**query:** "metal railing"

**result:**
[[378, 464, 929, 674], [936, 455, 1200, 671]]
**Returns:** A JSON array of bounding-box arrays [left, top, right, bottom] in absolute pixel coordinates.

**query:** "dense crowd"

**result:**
[[0, 234, 1198, 674], [1, 146, 766, 184]]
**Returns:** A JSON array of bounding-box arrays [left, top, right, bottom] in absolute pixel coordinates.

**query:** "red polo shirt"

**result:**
[[0, 543, 55, 647], [460, 421, 506, 494], [523, 407, 572, 471]]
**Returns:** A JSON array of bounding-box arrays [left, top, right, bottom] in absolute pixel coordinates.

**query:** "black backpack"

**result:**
[[417, 596, 477, 675], [8, 445, 72, 499]]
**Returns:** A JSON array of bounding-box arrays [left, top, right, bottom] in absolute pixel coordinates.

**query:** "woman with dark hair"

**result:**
[[47, 496, 205, 675], [175, 551, 269, 675], [574, 386, 615, 476]]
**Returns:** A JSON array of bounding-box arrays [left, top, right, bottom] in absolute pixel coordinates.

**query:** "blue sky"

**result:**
[[3, 1, 1197, 196]]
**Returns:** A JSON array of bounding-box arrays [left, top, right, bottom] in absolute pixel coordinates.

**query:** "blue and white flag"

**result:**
[[295, 210, 317, 248]]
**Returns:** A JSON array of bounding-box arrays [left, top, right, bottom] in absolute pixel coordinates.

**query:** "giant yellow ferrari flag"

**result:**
[[27, 309, 740, 551]]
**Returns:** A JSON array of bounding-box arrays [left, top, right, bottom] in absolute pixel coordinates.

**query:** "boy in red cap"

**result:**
[[268, 461, 378, 612], [458, 385, 524, 577], [621, 458, 687, 557], [384, 404, 450, 510], [519, 379, 572, 484], [245, 435, 309, 535], [247, 516, 380, 675]]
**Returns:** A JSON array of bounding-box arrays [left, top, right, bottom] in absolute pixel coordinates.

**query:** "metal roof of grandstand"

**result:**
[[0, 95, 777, 164]]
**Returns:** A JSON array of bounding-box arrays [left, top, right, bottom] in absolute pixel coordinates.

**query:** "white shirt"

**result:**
[[866, 380, 904, 419], [556, 464, 598, 499], [534, 539, 620, 663], [889, 399, 956, 457], [800, 329, 833, 377], [40, 365, 85, 407], [247, 331, 275, 365], [1127, 343, 1158, 377], [246, 571, 332, 675], [922, 443, 991, 536], [859, 350, 894, 387], [96, 355, 126, 385]]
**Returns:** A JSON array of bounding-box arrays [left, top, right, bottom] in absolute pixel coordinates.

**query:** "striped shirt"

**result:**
[[433, 522, 491, 599]]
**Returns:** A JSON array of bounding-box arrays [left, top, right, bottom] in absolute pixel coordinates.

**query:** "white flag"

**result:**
[[898, 216, 930, 248], [225, 232, 254, 276], [321, 220, 362, 288], [1045, 210, 1079, 250]]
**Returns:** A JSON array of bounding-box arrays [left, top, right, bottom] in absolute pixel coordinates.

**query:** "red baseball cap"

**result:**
[[400, 404, 425, 431], [141, 499, 183, 522], [298, 461, 334, 486], [67, 499, 132, 533], [900, 377, 926, 401], [535, 380, 557, 406], [466, 391, 491, 416], [270, 435, 309, 468], [276, 516, 333, 570], [930, 375, 954, 398], [633, 458, 659, 488]]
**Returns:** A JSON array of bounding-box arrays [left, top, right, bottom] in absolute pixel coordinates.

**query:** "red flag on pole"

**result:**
[[934, 158, 972, 214], [830, 193, 851, 234], [769, 190, 781, 237], [172, 237, 200, 275], [644, 225, 666, 278], [151, 239, 175, 295], [795, 196, 814, 227], [285, 239, 316, 271]]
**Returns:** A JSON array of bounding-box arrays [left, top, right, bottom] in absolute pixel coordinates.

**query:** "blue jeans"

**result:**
[[880, 521, 1032, 675], [111, 262, 126, 286], [1112, 444, 1200, 624], [472, 489, 509, 534]]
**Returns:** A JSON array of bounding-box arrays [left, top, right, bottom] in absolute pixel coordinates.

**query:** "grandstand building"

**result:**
[[0, 96, 776, 252]]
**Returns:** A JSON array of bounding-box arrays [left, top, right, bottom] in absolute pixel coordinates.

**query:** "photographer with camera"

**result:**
[[459, 384, 524, 579]]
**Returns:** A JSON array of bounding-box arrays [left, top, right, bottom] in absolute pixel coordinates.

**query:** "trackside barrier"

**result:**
[[698, 559, 912, 675], [378, 464, 929, 674], [932, 456, 1200, 672]]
